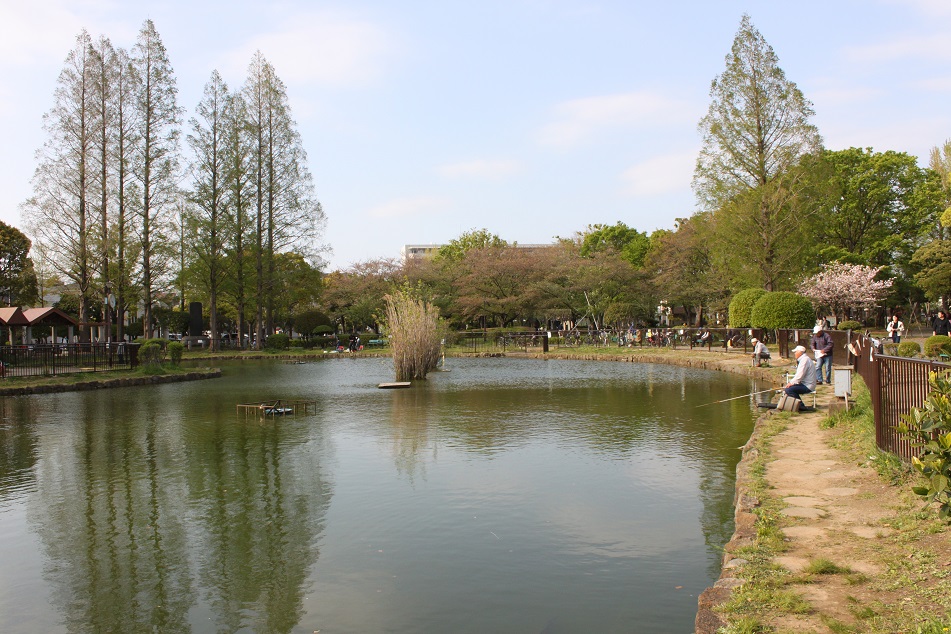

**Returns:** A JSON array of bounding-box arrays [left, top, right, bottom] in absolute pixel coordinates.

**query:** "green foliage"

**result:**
[[167, 341, 184, 365], [729, 288, 768, 327], [803, 558, 852, 575], [749, 292, 815, 329], [898, 341, 923, 358], [435, 228, 507, 262], [265, 333, 290, 350], [925, 335, 951, 358], [837, 320, 863, 331], [897, 371, 951, 520], [578, 222, 651, 268], [313, 324, 335, 335], [139, 341, 163, 366], [294, 309, 332, 336], [912, 239, 951, 302]]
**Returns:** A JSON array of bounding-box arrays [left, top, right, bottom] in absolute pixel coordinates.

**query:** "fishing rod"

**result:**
[[695, 388, 781, 408]]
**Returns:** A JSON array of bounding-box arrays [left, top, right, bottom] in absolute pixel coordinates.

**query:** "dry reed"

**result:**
[[384, 290, 443, 381]]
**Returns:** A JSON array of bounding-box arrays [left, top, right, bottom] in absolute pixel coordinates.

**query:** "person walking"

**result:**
[[784, 345, 817, 402], [886, 314, 905, 343], [810, 324, 833, 385]]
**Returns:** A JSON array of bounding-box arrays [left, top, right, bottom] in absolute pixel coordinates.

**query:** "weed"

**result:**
[[803, 557, 853, 575], [819, 614, 856, 633]]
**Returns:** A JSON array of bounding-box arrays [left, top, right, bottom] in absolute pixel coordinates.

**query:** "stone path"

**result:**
[[698, 382, 909, 632]]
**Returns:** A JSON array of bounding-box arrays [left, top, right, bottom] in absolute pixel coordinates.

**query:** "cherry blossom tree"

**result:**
[[798, 262, 893, 321]]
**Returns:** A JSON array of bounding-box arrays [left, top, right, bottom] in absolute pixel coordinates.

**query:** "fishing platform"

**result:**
[[237, 399, 317, 418]]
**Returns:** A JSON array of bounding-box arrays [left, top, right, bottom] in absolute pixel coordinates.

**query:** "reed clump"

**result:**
[[384, 290, 444, 381]]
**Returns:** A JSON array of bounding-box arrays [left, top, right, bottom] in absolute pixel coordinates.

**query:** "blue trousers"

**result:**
[[815, 355, 832, 384], [784, 383, 813, 401]]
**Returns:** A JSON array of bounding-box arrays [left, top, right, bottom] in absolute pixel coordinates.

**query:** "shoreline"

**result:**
[[0, 368, 222, 396]]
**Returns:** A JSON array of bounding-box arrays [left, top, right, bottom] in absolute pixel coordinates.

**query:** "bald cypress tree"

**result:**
[[131, 19, 181, 337]]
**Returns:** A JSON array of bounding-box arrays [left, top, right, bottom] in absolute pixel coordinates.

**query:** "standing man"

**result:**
[[784, 345, 817, 402], [810, 324, 833, 385]]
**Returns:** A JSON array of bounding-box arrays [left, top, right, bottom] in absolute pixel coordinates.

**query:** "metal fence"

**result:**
[[0, 343, 140, 378], [450, 327, 766, 354], [850, 335, 951, 462]]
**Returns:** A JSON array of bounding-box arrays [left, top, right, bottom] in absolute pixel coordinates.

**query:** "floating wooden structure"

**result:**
[[378, 382, 412, 389], [237, 399, 317, 418]]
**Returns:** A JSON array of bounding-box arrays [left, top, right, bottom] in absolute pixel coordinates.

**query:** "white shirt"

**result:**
[[790, 353, 817, 391]]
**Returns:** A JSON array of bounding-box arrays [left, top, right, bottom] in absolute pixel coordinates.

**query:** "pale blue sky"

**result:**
[[1, 0, 949, 271]]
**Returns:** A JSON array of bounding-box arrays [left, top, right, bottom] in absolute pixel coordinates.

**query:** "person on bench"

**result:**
[[783, 345, 816, 402]]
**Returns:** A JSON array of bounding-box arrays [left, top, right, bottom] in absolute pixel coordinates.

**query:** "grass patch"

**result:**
[[803, 557, 853, 575]]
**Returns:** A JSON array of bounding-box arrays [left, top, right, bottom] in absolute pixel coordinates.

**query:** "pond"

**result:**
[[0, 357, 762, 633]]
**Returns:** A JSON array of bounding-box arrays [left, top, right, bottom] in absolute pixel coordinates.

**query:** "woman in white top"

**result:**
[[886, 315, 905, 343]]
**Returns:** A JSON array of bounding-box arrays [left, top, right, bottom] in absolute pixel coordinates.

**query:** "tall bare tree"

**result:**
[[222, 90, 254, 348], [23, 30, 97, 340], [188, 71, 230, 350], [244, 52, 324, 348], [131, 19, 181, 337]]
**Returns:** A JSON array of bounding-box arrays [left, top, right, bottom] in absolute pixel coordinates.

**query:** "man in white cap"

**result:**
[[784, 345, 817, 402], [810, 324, 833, 385], [751, 337, 770, 367]]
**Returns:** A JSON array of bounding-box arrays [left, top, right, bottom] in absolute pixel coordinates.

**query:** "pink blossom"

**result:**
[[798, 262, 893, 319]]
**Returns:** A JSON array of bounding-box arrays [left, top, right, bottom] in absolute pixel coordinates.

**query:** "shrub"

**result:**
[[837, 320, 863, 331], [729, 288, 768, 327], [897, 371, 951, 520], [313, 324, 335, 335], [924, 335, 951, 359], [167, 341, 184, 365], [749, 292, 815, 330], [897, 341, 922, 358], [265, 333, 290, 350], [139, 341, 163, 365]]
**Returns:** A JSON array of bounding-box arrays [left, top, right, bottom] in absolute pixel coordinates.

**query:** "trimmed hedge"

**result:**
[[729, 288, 768, 328], [837, 320, 863, 331], [265, 333, 290, 350], [750, 292, 815, 330], [168, 341, 184, 365], [139, 341, 163, 365], [897, 341, 922, 358], [925, 335, 951, 359]]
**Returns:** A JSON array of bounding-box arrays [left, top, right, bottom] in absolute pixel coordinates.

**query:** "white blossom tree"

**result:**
[[798, 262, 893, 321]]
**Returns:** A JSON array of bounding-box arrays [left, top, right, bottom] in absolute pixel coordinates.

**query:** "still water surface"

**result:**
[[0, 357, 760, 633]]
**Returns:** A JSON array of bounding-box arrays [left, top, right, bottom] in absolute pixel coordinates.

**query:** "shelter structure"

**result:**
[[0, 307, 29, 345], [22, 307, 78, 344]]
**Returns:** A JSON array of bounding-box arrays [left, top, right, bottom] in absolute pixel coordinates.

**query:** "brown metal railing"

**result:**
[[776, 329, 852, 366], [850, 335, 951, 462]]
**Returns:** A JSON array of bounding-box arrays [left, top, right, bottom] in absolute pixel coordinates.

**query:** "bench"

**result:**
[[367, 339, 387, 347]]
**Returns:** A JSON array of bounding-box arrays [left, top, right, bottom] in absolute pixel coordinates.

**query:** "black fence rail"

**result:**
[[450, 327, 766, 354], [849, 335, 951, 462], [0, 343, 140, 378]]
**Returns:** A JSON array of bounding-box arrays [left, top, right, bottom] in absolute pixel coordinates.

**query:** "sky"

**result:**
[[1, 0, 950, 272]]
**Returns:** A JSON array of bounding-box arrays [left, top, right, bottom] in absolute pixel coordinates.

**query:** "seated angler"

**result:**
[[783, 345, 817, 402], [751, 337, 770, 367]]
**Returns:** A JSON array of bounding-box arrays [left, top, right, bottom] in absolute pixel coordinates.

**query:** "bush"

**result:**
[[897, 341, 922, 358], [265, 333, 290, 350], [750, 292, 815, 330], [924, 335, 951, 359], [897, 371, 951, 520], [139, 341, 163, 365], [167, 341, 184, 365], [729, 288, 768, 327], [313, 324, 335, 335], [837, 320, 863, 331]]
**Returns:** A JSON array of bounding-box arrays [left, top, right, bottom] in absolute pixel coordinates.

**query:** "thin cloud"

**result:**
[[437, 159, 521, 180], [218, 9, 394, 86], [889, 0, 951, 17], [538, 91, 694, 148], [368, 196, 449, 219], [846, 33, 951, 64], [621, 151, 696, 197]]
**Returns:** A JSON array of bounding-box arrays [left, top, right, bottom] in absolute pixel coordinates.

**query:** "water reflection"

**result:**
[[25, 384, 331, 633], [0, 358, 756, 633]]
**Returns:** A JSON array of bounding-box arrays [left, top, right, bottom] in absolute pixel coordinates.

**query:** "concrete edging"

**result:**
[[0, 369, 222, 396]]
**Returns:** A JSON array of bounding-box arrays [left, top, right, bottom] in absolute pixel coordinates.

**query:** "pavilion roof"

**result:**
[[22, 307, 78, 327], [0, 307, 28, 326]]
